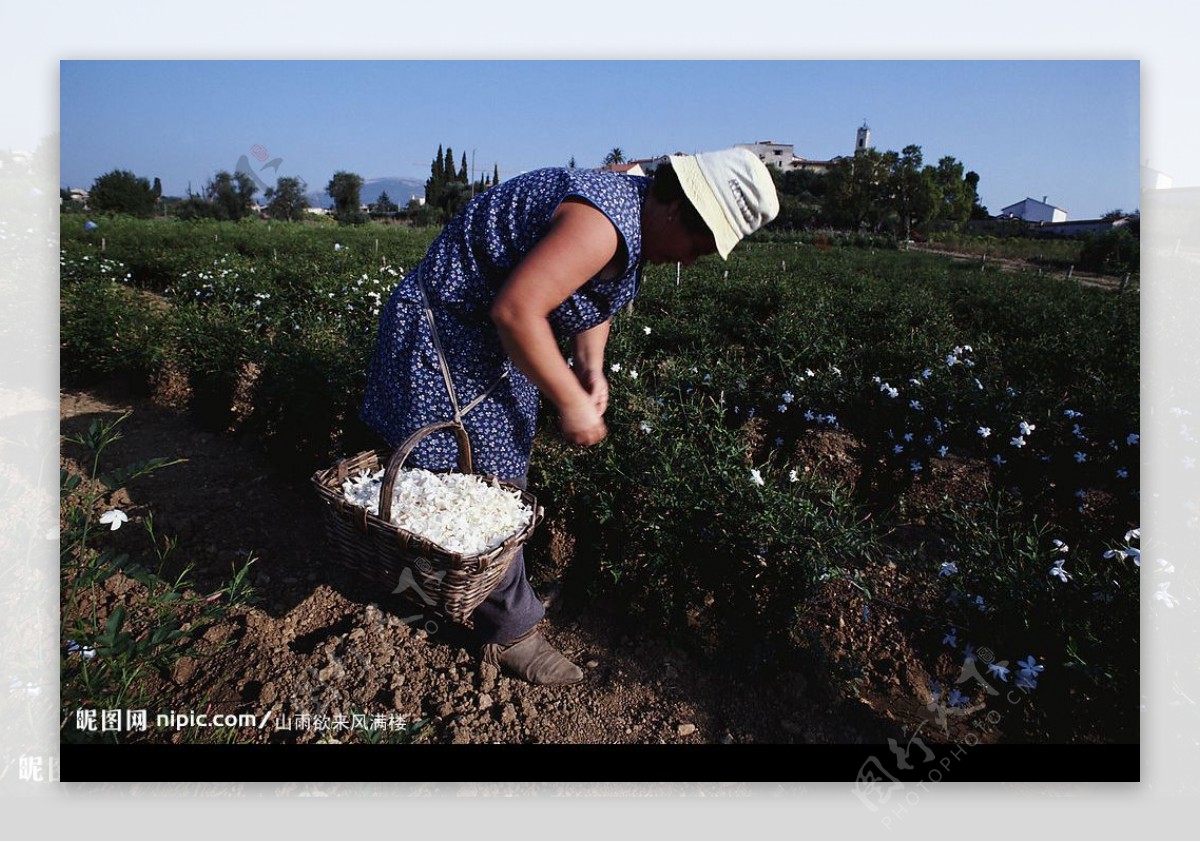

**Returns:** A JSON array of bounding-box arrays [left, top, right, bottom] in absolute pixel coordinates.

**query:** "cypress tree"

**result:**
[[460, 152, 469, 184], [493, 163, 500, 185]]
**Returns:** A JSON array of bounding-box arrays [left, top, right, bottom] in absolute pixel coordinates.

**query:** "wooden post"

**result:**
[[1066, 265, 1074, 280], [676, 262, 681, 287], [101, 237, 106, 253]]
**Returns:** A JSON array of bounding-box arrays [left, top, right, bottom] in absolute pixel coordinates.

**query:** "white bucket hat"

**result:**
[[668, 147, 780, 259]]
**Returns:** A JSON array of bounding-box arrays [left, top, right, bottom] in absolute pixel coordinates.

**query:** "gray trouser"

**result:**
[[469, 475, 545, 645]]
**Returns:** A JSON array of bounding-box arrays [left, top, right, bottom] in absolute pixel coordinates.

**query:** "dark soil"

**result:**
[[59, 384, 1024, 746]]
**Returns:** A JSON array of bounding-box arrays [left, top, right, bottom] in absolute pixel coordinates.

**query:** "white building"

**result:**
[[736, 141, 796, 170], [1000, 197, 1068, 223]]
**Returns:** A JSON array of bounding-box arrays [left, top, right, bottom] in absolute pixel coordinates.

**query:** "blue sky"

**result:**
[[60, 60, 1140, 219]]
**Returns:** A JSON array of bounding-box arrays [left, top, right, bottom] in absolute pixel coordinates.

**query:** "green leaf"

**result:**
[[99, 456, 186, 488], [104, 605, 127, 642]]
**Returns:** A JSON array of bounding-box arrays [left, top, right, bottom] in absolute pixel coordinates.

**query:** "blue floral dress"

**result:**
[[362, 168, 650, 478]]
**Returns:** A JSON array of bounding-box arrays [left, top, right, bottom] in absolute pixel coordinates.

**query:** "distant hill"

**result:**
[[305, 176, 426, 210]]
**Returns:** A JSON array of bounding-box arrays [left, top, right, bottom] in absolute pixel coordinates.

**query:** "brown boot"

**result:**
[[481, 628, 584, 686]]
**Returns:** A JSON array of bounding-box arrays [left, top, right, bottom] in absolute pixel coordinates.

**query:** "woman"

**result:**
[[362, 147, 778, 685]]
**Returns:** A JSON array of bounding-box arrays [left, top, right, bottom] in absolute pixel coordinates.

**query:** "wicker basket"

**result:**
[[311, 420, 543, 625]]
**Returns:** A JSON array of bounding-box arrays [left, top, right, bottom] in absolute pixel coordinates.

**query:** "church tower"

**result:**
[[856, 120, 872, 153]]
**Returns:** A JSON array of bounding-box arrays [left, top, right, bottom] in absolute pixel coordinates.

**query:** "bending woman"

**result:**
[[362, 147, 779, 685]]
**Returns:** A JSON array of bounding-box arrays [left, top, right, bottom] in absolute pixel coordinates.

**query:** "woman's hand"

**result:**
[[559, 397, 608, 445], [576, 366, 609, 416]]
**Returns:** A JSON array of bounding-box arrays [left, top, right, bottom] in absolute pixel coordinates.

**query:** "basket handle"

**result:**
[[378, 420, 473, 524]]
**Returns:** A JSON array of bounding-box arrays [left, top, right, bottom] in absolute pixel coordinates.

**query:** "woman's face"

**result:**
[[642, 198, 719, 266]]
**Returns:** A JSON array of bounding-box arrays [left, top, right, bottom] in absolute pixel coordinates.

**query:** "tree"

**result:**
[[890, 145, 939, 240], [87, 169, 159, 217], [603, 147, 626, 166], [373, 190, 399, 218], [203, 170, 257, 221], [493, 163, 500, 185], [568, 156, 577, 169], [404, 197, 441, 226], [965, 171, 989, 220], [264, 176, 310, 221], [460, 152, 469, 183], [327, 171, 366, 224], [824, 148, 896, 232], [927, 155, 974, 232]]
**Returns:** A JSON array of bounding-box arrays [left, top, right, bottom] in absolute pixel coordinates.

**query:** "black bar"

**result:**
[[61, 743, 1139, 783]]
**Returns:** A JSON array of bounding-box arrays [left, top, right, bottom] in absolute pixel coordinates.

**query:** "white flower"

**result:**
[[993, 454, 1006, 466], [1052, 539, 1069, 553], [643, 326, 652, 335], [629, 369, 639, 380], [909, 400, 922, 411], [978, 426, 991, 438], [1115, 468, 1128, 479], [1125, 527, 1140, 543], [938, 561, 958, 577], [1074, 451, 1088, 463], [99, 509, 128, 531], [342, 468, 532, 556], [1010, 436, 1026, 448], [639, 421, 652, 434], [805, 368, 816, 378], [781, 391, 794, 404], [750, 469, 765, 487], [1019, 420, 1036, 436], [777, 404, 788, 413], [1049, 560, 1070, 583], [788, 470, 799, 483], [610, 363, 622, 373], [886, 387, 899, 399], [938, 445, 949, 457]]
